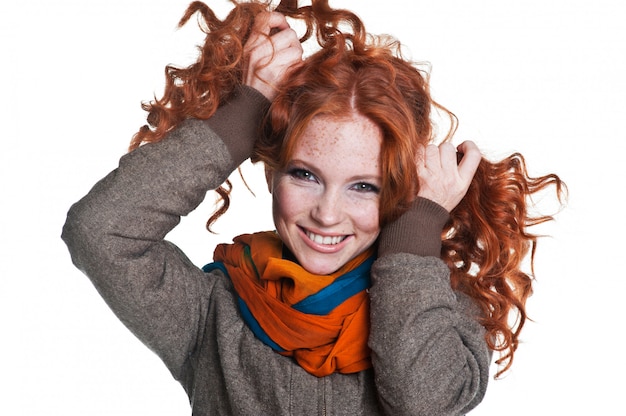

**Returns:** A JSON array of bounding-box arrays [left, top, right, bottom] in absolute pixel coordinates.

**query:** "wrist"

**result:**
[[204, 85, 270, 165], [377, 197, 450, 257]]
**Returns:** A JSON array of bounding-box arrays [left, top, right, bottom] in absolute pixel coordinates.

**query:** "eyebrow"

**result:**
[[347, 173, 382, 184]]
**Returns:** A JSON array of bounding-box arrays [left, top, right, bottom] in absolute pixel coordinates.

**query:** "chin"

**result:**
[[299, 258, 342, 276]]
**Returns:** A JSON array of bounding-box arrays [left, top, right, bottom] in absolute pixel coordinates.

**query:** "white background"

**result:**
[[1, 0, 624, 414]]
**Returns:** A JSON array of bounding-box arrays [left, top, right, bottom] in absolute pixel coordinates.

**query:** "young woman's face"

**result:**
[[268, 113, 383, 275]]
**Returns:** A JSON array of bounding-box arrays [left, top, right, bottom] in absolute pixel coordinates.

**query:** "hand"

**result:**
[[243, 12, 303, 100], [416, 141, 482, 212]]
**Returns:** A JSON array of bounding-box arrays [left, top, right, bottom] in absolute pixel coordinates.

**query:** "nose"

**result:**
[[311, 189, 345, 226]]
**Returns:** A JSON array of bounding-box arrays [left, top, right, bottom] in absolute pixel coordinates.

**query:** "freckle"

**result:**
[[305, 140, 321, 157]]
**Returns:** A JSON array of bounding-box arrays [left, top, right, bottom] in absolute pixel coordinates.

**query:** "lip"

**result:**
[[298, 226, 352, 254]]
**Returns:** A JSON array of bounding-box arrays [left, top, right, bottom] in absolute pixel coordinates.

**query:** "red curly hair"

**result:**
[[130, 0, 565, 378]]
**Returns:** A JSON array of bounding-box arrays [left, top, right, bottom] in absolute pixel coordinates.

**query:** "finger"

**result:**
[[276, 45, 304, 66], [456, 141, 482, 181], [269, 27, 302, 52], [423, 144, 440, 172], [246, 17, 300, 65], [438, 142, 458, 171], [254, 11, 289, 35], [245, 12, 288, 52]]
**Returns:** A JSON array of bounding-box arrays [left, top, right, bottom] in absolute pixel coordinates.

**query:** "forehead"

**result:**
[[293, 114, 383, 167]]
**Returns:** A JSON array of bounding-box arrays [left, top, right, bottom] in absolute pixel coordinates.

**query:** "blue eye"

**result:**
[[352, 182, 380, 193], [288, 168, 317, 182]]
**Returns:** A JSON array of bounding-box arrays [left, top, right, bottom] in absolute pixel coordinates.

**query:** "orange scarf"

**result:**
[[208, 231, 374, 377]]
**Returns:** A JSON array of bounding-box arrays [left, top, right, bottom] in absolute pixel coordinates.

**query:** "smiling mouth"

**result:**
[[305, 230, 348, 245]]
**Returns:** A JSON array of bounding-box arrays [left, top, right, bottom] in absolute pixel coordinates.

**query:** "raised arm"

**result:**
[[369, 141, 490, 415], [61, 86, 269, 378], [62, 7, 302, 379]]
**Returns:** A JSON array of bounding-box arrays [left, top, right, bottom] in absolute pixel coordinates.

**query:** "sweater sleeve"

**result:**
[[61, 86, 269, 379], [369, 198, 491, 415], [377, 197, 450, 258]]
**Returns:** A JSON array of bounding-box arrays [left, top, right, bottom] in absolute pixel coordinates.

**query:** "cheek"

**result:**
[[272, 188, 289, 224], [272, 182, 309, 223], [352, 200, 381, 234]]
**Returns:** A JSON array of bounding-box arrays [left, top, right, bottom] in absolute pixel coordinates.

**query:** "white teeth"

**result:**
[[306, 231, 344, 245]]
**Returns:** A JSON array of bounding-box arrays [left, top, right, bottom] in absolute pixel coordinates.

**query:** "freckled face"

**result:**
[[268, 113, 383, 275]]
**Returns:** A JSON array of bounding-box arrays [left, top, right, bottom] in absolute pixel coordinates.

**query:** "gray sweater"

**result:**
[[62, 86, 490, 415]]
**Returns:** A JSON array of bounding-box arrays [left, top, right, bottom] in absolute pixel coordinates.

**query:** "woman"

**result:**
[[62, 0, 564, 414]]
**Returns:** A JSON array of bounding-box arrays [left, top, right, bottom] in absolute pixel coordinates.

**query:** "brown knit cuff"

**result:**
[[377, 197, 450, 258], [204, 85, 270, 166]]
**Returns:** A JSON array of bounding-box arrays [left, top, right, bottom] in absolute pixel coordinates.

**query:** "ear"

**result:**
[[264, 165, 274, 193]]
